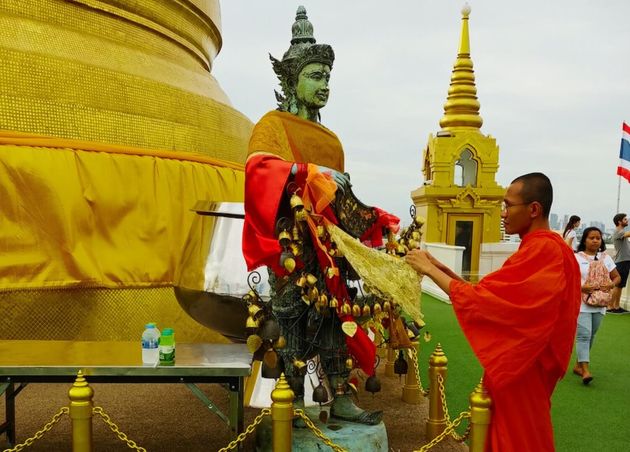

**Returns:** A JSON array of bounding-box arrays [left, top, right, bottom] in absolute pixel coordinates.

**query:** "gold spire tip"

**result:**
[[462, 3, 471, 18]]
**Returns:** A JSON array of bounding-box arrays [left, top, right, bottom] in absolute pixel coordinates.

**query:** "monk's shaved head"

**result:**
[[511, 172, 553, 218]]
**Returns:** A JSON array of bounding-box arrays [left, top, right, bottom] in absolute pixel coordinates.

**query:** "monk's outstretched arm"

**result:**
[[405, 250, 466, 294]]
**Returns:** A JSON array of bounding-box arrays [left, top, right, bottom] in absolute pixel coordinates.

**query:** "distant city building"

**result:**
[[549, 213, 560, 231]]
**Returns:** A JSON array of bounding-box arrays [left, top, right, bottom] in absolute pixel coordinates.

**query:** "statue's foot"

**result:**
[[330, 394, 383, 425]]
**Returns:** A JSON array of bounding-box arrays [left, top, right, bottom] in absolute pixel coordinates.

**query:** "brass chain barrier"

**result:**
[[1, 407, 68, 452], [294, 409, 348, 452], [409, 347, 428, 395], [436, 374, 471, 443], [216, 408, 271, 452], [92, 406, 146, 452], [414, 410, 470, 452]]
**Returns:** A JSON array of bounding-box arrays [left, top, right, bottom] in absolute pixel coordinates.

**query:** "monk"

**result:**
[[406, 172, 581, 451]]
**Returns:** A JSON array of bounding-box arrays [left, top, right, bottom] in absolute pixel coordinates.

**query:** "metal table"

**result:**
[[0, 341, 252, 447]]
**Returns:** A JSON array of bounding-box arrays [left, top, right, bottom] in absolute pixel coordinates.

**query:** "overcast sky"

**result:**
[[213, 1, 630, 229]]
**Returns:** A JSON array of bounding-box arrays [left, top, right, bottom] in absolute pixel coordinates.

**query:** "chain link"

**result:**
[[294, 409, 349, 452], [2, 407, 68, 452], [408, 347, 427, 394], [216, 408, 271, 452], [436, 374, 451, 423], [92, 406, 146, 452], [414, 410, 471, 452]]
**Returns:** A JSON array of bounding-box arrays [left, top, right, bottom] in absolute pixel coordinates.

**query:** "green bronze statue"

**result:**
[[242, 6, 397, 426]]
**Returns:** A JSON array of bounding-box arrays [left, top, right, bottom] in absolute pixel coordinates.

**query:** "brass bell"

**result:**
[[245, 316, 259, 333], [394, 350, 409, 377], [273, 335, 287, 349], [318, 293, 328, 308], [290, 193, 304, 210], [261, 357, 285, 379], [278, 230, 291, 247], [365, 375, 381, 394], [248, 304, 262, 317], [294, 209, 308, 222], [312, 381, 329, 404], [383, 300, 392, 312], [288, 376, 304, 398], [341, 303, 351, 315], [293, 359, 307, 377], [306, 273, 318, 287], [373, 302, 382, 315], [362, 304, 371, 317], [259, 319, 281, 341], [296, 274, 307, 288], [329, 297, 339, 309], [345, 357, 354, 370], [352, 304, 361, 317]]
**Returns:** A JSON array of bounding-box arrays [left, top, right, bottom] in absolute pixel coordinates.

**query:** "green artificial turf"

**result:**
[[417, 293, 630, 451]]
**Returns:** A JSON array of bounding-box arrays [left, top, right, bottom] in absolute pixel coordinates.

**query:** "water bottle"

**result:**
[[141, 323, 160, 365], [159, 328, 175, 366]]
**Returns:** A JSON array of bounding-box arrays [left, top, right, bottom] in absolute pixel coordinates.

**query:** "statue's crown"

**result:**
[[271, 6, 334, 83]]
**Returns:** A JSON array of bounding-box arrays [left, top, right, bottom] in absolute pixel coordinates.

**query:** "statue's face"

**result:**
[[295, 63, 331, 110]]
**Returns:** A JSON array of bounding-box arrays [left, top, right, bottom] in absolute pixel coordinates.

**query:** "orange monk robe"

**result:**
[[242, 110, 378, 374], [449, 230, 580, 452]]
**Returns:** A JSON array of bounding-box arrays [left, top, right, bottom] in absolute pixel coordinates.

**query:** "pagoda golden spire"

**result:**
[[439, 3, 483, 131]]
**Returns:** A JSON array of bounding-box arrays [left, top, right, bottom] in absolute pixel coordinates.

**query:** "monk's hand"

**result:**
[[581, 284, 595, 294], [318, 166, 351, 193], [405, 249, 435, 276]]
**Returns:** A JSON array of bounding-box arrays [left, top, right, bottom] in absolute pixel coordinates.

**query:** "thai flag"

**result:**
[[617, 122, 630, 182]]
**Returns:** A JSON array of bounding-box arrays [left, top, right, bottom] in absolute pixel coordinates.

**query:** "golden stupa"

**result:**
[[412, 5, 504, 279], [0, 1, 252, 341]]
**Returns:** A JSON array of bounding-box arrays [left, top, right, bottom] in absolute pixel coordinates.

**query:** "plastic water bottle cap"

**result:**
[[145, 323, 155, 329], [162, 328, 174, 336]]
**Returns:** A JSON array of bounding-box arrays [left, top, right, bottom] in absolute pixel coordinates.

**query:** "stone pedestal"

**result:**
[[256, 406, 388, 452]]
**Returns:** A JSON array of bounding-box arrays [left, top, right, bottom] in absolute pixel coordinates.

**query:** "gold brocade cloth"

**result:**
[[0, 133, 244, 290], [325, 223, 424, 325]]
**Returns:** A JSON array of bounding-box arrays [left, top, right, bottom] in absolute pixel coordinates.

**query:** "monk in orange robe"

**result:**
[[406, 172, 581, 451]]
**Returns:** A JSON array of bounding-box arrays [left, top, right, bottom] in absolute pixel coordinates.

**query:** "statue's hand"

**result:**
[[318, 166, 351, 193]]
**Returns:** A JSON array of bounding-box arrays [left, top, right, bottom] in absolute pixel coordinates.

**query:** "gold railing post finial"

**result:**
[[271, 373, 294, 452], [68, 370, 94, 452], [426, 343, 448, 439], [468, 378, 492, 452]]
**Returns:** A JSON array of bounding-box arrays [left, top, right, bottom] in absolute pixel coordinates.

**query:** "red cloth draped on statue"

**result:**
[[449, 230, 580, 452], [243, 110, 400, 375]]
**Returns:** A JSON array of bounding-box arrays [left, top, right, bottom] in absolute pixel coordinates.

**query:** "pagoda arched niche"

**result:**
[[453, 147, 478, 187]]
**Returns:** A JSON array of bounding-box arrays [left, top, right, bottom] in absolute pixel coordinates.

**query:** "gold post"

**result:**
[[68, 371, 94, 452], [469, 379, 492, 452], [402, 344, 424, 404], [385, 345, 395, 378], [271, 373, 294, 452], [426, 343, 448, 439]]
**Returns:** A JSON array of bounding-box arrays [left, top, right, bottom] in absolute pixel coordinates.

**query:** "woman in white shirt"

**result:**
[[563, 215, 581, 252], [573, 227, 620, 384]]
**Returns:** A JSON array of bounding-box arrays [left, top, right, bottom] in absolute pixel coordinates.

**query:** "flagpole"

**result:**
[[617, 175, 621, 213]]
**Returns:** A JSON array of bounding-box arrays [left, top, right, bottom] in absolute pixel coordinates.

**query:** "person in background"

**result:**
[[610, 213, 630, 314], [406, 172, 580, 452], [562, 215, 581, 251], [573, 227, 620, 384]]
